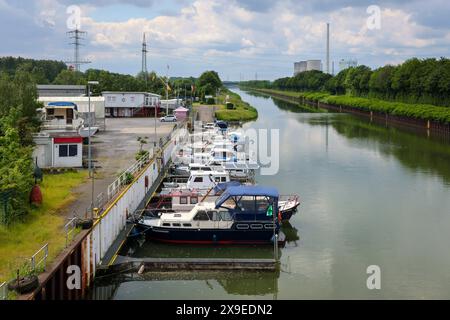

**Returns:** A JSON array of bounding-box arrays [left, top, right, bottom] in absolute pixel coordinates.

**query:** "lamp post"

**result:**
[[87, 81, 99, 217]]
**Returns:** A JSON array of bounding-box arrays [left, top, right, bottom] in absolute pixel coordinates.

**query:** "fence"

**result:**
[[64, 218, 78, 247], [0, 282, 6, 300], [30, 243, 49, 273], [0, 243, 49, 300]]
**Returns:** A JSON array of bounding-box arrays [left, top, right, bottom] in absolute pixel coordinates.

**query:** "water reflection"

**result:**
[[91, 269, 281, 300], [301, 113, 450, 185]]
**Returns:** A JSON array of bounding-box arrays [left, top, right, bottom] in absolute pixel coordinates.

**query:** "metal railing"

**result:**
[[107, 148, 155, 200], [30, 243, 49, 273], [64, 218, 78, 247], [0, 282, 7, 300]]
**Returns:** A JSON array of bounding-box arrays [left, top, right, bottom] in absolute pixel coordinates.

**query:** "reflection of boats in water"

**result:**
[[90, 269, 280, 299], [281, 221, 300, 244]]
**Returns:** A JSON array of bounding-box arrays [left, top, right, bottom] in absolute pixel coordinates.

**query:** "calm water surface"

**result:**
[[92, 88, 450, 299]]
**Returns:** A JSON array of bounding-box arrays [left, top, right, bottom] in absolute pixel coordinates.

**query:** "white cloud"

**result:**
[[3, 0, 450, 79]]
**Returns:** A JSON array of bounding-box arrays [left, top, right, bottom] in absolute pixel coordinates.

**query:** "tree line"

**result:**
[[241, 58, 450, 107], [0, 65, 42, 225], [0, 57, 224, 224]]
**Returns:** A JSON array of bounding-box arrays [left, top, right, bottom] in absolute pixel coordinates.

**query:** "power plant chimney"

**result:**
[[326, 23, 330, 74]]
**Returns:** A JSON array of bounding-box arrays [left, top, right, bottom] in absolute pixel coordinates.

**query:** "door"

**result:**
[[66, 108, 74, 124]]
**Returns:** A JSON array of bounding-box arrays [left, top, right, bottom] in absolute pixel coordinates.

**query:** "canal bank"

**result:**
[[89, 88, 450, 299], [247, 88, 450, 135]]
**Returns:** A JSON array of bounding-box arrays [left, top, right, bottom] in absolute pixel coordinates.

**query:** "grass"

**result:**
[[215, 89, 258, 122], [0, 170, 88, 282]]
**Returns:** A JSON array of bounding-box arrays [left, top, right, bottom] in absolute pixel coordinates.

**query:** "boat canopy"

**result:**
[[213, 181, 241, 194], [47, 101, 78, 110], [215, 121, 228, 129], [215, 185, 279, 209]]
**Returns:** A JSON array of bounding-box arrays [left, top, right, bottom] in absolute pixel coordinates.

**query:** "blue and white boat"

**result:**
[[135, 186, 284, 245]]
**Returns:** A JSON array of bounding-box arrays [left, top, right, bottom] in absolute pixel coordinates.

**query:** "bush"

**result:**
[[135, 150, 149, 161], [206, 97, 215, 105], [226, 102, 235, 110]]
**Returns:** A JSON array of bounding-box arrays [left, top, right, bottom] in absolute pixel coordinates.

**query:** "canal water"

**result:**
[[91, 88, 450, 299]]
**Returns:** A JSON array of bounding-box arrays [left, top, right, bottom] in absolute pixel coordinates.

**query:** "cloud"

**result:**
[[1, 0, 450, 79]]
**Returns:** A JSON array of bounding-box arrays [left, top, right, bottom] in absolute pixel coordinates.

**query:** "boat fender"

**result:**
[[138, 264, 145, 275]]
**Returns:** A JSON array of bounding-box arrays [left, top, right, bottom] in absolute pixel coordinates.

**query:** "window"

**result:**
[[183, 223, 192, 227], [190, 197, 198, 205], [193, 210, 209, 221], [207, 211, 220, 221], [180, 197, 188, 205], [219, 211, 232, 221], [59, 144, 78, 158], [59, 145, 68, 157], [221, 177, 227, 182], [172, 223, 181, 227], [194, 177, 203, 183], [162, 223, 170, 227], [47, 108, 55, 115], [69, 145, 78, 157]]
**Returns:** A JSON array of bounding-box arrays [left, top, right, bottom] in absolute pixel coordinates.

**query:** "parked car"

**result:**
[[160, 115, 177, 122]]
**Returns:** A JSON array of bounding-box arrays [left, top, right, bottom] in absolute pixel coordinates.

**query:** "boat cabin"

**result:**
[[215, 185, 279, 221], [186, 170, 230, 190]]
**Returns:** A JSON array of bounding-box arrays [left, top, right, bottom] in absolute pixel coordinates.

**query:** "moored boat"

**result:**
[[136, 186, 284, 245]]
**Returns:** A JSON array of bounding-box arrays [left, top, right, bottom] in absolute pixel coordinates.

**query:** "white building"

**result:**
[[33, 132, 83, 168], [294, 60, 322, 75], [37, 85, 86, 97], [294, 61, 307, 75], [103, 92, 161, 117]]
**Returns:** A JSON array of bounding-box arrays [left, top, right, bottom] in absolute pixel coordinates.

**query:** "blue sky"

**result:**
[[1, 0, 449, 80]]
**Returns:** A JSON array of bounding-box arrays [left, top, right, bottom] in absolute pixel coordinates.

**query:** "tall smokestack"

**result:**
[[326, 23, 330, 74]]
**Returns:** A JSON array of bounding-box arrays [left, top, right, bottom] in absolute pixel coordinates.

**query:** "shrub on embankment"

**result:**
[[255, 89, 450, 124]]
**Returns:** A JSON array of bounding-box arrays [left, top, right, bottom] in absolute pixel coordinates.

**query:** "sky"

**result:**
[[1, 0, 450, 80]]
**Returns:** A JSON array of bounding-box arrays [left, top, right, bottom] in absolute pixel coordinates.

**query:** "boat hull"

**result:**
[[136, 223, 279, 245]]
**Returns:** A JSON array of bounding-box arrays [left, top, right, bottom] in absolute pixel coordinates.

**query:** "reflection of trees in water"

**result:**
[[306, 114, 450, 184], [271, 98, 323, 113], [91, 270, 280, 299], [240, 89, 271, 99]]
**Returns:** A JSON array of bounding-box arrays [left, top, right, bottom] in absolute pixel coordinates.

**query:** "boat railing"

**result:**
[[278, 194, 300, 211]]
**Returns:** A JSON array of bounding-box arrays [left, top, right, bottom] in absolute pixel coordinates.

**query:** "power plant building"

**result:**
[[294, 60, 322, 75]]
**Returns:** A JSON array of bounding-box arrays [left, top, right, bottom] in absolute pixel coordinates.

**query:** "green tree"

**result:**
[[197, 71, 222, 96]]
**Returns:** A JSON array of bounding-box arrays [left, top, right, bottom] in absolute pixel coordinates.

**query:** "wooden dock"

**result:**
[[97, 256, 277, 276]]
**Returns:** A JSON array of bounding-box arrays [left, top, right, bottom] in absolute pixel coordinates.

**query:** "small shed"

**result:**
[[174, 106, 189, 120]]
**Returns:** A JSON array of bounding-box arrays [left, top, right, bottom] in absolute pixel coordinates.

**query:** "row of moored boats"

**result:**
[[132, 121, 300, 246]]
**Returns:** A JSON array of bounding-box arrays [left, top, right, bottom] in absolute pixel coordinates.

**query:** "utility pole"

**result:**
[[165, 65, 170, 115], [142, 33, 148, 88], [87, 81, 99, 217]]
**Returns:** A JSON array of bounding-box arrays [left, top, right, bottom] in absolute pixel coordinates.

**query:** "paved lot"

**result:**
[[63, 118, 175, 218], [195, 105, 216, 123]]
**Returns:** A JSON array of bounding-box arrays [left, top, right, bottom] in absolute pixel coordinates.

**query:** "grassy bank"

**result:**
[[215, 88, 258, 122], [249, 88, 450, 124], [0, 170, 88, 282]]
